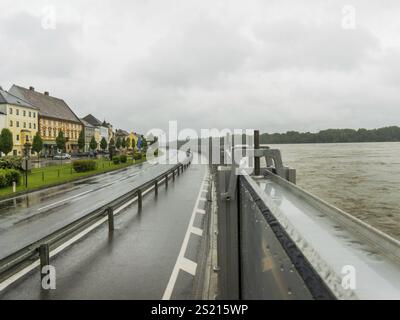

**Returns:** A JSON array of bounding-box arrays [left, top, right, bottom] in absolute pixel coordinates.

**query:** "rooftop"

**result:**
[[9, 85, 81, 123], [82, 114, 103, 127], [0, 88, 37, 110]]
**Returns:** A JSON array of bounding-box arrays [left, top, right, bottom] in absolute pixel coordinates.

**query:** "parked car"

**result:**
[[53, 153, 71, 160]]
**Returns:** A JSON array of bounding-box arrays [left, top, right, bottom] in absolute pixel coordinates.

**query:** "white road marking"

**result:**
[[180, 257, 197, 276], [191, 227, 203, 237], [196, 209, 206, 215], [199, 197, 207, 202], [162, 169, 208, 300], [37, 189, 94, 211], [36, 172, 141, 212]]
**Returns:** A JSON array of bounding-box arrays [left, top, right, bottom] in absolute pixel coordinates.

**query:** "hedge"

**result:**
[[72, 159, 97, 173], [133, 152, 142, 160], [0, 157, 23, 170], [0, 169, 22, 188], [120, 155, 127, 163], [112, 156, 120, 164]]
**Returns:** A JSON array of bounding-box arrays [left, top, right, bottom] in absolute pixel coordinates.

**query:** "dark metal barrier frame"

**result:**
[[238, 175, 336, 300]]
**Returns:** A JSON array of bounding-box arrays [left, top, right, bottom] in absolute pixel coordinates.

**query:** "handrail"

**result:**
[[0, 154, 193, 284]]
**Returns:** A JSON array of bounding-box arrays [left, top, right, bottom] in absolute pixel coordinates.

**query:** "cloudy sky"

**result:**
[[0, 0, 399, 135]]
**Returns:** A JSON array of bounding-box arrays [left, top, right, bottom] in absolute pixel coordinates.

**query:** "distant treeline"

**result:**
[[261, 126, 400, 144]]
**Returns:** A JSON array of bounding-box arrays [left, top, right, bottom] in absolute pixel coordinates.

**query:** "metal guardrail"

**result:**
[[0, 154, 193, 285]]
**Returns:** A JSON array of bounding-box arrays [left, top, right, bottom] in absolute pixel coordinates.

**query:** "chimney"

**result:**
[[44, 91, 49, 96], [29, 86, 35, 91]]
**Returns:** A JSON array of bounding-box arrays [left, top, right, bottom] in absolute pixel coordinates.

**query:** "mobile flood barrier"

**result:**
[[214, 131, 400, 300]]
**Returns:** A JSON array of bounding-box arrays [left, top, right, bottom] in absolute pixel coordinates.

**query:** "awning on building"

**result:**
[[43, 140, 57, 145]]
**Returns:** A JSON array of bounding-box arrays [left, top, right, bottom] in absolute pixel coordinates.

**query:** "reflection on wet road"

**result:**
[[0, 154, 180, 259], [0, 160, 209, 300]]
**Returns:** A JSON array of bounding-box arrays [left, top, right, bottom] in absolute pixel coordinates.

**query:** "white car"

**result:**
[[53, 153, 71, 160]]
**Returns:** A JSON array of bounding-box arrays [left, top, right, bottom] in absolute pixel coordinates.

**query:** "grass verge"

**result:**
[[0, 157, 146, 199]]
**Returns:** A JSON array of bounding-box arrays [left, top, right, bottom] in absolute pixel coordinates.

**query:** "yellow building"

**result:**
[[94, 127, 101, 145], [9, 85, 83, 155], [129, 132, 138, 151], [0, 88, 38, 156]]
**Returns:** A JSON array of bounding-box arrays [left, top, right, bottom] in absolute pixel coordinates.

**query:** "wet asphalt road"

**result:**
[[0, 151, 185, 259], [0, 161, 209, 299]]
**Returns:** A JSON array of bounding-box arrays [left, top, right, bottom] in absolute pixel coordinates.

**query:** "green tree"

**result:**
[[116, 137, 122, 149], [141, 135, 148, 152], [109, 138, 115, 148], [56, 131, 66, 152], [78, 130, 85, 151], [32, 132, 43, 159], [0, 128, 13, 156], [121, 137, 127, 148], [100, 137, 108, 151], [90, 136, 97, 151], [125, 137, 131, 149], [108, 138, 116, 159]]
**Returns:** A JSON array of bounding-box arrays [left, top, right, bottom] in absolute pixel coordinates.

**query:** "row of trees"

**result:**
[[260, 126, 400, 144], [0, 128, 149, 157], [77, 132, 146, 153]]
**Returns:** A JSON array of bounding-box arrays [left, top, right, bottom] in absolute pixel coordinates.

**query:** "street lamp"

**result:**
[[23, 142, 32, 188]]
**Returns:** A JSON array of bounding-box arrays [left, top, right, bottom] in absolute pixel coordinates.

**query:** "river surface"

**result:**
[[270, 142, 400, 240]]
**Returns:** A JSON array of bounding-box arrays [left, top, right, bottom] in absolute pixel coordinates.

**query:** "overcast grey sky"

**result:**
[[0, 0, 399, 135]]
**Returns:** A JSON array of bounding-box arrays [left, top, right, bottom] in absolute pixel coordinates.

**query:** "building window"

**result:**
[[29, 123, 32, 129], [16, 135, 19, 141], [23, 122, 26, 128], [29, 111, 31, 117], [54, 128, 56, 136], [9, 108, 12, 114], [33, 112, 36, 118], [26, 135, 29, 142], [9, 120, 13, 127], [16, 109, 19, 116], [16, 121, 19, 128], [13, 150, 17, 156], [23, 110, 26, 116], [34, 123, 36, 129]]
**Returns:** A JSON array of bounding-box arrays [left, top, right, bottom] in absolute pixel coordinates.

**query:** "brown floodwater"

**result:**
[[271, 142, 400, 240]]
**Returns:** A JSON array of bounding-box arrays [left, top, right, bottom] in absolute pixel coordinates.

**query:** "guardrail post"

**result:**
[[137, 189, 142, 211], [39, 244, 50, 281], [165, 173, 169, 187], [107, 207, 114, 232], [209, 136, 212, 165], [254, 130, 260, 176], [155, 180, 158, 196], [216, 166, 240, 300], [178, 166, 180, 176], [173, 170, 175, 181]]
